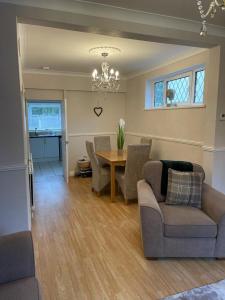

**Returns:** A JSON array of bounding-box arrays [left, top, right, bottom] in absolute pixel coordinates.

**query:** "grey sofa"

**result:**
[[138, 161, 225, 258], [0, 231, 41, 299]]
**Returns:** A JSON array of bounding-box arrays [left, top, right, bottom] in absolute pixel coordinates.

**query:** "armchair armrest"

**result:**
[[202, 183, 225, 257], [202, 183, 225, 224], [0, 231, 35, 284], [137, 180, 164, 257]]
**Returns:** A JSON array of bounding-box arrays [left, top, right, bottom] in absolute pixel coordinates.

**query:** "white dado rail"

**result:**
[[68, 132, 116, 137], [126, 132, 203, 147], [126, 132, 225, 153], [68, 131, 225, 153]]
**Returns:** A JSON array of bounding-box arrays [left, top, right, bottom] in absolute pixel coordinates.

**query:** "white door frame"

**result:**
[[61, 91, 69, 183]]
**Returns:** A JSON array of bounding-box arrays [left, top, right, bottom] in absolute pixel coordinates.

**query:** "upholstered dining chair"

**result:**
[[116, 144, 150, 204], [94, 136, 111, 167], [140, 137, 152, 158], [86, 141, 110, 195]]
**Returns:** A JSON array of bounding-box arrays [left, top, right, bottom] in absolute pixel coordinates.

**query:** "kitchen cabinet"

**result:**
[[30, 136, 60, 161]]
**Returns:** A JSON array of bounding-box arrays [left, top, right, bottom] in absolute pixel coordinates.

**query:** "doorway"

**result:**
[[26, 99, 68, 183]]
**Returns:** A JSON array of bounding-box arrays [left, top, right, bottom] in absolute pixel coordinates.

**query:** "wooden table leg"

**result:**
[[110, 162, 116, 202]]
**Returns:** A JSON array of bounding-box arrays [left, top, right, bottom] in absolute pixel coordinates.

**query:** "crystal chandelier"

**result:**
[[90, 47, 120, 92], [196, 0, 225, 36]]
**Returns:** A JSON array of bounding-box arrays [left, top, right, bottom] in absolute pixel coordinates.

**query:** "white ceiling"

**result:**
[[21, 24, 204, 77], [78, 0, 225, 27]]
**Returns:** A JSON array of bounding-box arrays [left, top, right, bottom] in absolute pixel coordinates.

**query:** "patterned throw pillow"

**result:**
[[166, 169, 203, 208]]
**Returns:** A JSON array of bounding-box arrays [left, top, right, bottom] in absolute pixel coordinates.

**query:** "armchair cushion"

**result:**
[[0, 278, 41, 300], [0, 231, 35, 284], [166, 169, 203, 208], [159, 203, 217, 238]]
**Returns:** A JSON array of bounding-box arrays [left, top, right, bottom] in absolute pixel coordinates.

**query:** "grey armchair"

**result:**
[[138, 161, 225, 258], [86, 141, 110, 194], [116, 144, 150, 204], [0, 231, 41, 299]]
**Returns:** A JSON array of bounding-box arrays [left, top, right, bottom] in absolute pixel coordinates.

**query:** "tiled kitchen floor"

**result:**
[[33, 161, 63, 182]]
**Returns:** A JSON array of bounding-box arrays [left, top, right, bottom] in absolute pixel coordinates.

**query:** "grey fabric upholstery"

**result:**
[[159, 203, 217, 238], [0, 231, 41, 299], [86, 141, 110, 193], [142, 161, 205, 203], [94, 136, 111, 152], [0, 278, 41, 300], [94, 136, 111, 167], [140, 137, 152, 158], [116, 144, 150, 202], [202, 183, 225, 258], [0, 231, 35, 284], [138, 160, 225, 258]]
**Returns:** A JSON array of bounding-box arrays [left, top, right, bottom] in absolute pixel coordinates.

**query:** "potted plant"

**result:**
[[117, 118, 125, 154], [166, 89, 176, 107]]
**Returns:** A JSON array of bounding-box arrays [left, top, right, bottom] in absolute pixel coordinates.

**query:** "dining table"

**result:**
[[96, 150, 127, 202]]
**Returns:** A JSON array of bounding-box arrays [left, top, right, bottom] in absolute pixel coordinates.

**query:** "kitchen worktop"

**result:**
[[29, 135, 62, 138]]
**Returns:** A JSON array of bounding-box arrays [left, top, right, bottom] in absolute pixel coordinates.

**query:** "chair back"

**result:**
[[124, 144, 150, 199], [140, 137, 152, 158], [85, 141, 99, 172], [140, 137, 152, 146], [94, 136, 111, 152], [142, 160, 205, 202]]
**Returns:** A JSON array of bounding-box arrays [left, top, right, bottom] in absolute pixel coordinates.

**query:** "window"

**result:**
[[146, 66, 205, 109], [28, 102, 62, 131]]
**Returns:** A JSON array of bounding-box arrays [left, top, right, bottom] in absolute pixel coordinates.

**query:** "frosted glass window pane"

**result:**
[[194, 70, 205, 103], [154, 81, 164, 107], [167, 76, 190, 104]]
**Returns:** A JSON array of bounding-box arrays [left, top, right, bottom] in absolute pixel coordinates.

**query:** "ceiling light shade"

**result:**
[[90, 47, 120, 92], [196, 0, 225, 36]]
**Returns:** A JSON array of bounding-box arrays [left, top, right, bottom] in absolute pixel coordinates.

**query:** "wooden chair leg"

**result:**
[[125, 198, 129, 205], [91, 187, 95, 192]]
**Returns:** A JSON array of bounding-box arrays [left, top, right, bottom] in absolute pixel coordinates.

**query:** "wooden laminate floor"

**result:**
[[32, 176, 225, 300]]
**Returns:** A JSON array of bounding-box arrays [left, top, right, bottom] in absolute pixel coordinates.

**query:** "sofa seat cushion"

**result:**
[[0, 277, 41, 300], [159, 203, 217, 238]]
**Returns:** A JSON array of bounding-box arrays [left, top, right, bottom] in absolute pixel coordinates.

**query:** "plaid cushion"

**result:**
[[166, 169, 203, 208]]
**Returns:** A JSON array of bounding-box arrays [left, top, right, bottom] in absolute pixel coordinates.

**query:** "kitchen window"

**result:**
[[145, 66, 205, 109], [27, 101, 62, 131]]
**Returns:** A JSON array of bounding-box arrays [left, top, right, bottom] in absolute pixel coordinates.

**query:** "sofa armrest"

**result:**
[[0, 231, 35, 284], [202, 183, 225, 257], [137, 180, 164, 257]]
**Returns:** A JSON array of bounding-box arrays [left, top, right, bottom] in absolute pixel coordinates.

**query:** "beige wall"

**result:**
[[24, 73, 126, 174], [125, 50, 209, 166], [125, 47, 225, 194]]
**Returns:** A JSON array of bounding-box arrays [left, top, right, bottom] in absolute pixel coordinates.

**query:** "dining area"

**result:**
[[85, 133, 152, 204]]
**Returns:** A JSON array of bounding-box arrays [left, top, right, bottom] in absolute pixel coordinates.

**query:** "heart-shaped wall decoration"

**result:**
[[94, 106, 103, 117]]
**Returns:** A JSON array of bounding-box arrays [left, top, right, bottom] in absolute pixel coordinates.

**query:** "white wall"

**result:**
[[0, 13, 30, 235], [24, 73, 126, 175]]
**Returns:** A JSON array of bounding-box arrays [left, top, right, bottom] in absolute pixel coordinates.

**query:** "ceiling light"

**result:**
[[89, 47, 121, 92], [42, 66, 50, 70], [196, 0, 225, 36]]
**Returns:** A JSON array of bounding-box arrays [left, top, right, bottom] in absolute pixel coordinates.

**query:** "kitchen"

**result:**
[[27, 101, 63, 181]]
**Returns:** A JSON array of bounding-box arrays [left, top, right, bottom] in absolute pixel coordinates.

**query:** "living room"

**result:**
[[0, 1, 225, 299]]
